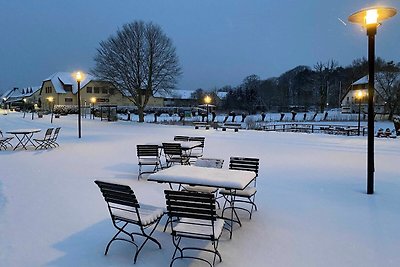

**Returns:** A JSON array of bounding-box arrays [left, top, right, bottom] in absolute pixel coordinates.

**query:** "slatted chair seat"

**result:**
[[95, 180, 163, 264], [34, 128, 54, 150], [164, 190, 224, 267], [183, 185, 218, 194], [174, 218, 225, 239], [137, 145, 161, 180], [219, 187, 257, 197], [112, 204, 165, 226], [220, 157, 260, 219]]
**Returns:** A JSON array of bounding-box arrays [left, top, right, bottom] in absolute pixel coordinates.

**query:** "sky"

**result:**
[[0, 0, 399, 92]]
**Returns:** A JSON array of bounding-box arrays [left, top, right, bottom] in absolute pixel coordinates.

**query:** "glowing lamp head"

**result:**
[[23, 98, 27, 103], [90, 97, 96, 104], [204, 95, 211, 104], [365, 9, 378, 25], [47, 96, 54, 102], [348, 6, 397, 27], [75, 72, 82, 82], [357, 90, 363, 99]]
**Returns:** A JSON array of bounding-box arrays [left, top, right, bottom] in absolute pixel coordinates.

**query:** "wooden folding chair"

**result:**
[[220, 157, 259, 219], [34, 128, 54, 150], [95, 180, 164, 263], [164, 190, 224, 267]]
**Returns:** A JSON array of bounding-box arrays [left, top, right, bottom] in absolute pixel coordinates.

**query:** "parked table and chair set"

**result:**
[[94, 134, 260, 266], [0, 127, 61, 151]]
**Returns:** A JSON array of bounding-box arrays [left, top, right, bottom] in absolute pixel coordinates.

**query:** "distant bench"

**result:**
[[193, 122, 210, 130], [221, 123, 241, 132]]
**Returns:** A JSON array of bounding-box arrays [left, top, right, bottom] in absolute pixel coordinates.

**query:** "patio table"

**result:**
[[6, 129, 41, 150], [148, 165, 256, 238]]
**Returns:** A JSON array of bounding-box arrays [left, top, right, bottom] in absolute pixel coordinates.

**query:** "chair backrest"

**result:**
[[95, 180, 142, 224], [44, 128, 54, 140], [165, 190, 217, 222], [0, 130, 3, 138], [137, 145, 159, 157], [193, 158, 224, 168], [174, 135, 189, 142], [162, 143, 183, 157], [229, 157, 259, 176], [52, 127, 61, 139], [188, 136, 205, 148]]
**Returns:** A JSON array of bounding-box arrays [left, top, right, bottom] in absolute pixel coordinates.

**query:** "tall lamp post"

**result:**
[[76, 72, 83, 138], [23, 98, 27, 118], [348, 6, 397, 194], [356, 90, 363, 136], [47, 97, 54, 123], [90, 97, 96, 120], [204, 95, 211, 123]]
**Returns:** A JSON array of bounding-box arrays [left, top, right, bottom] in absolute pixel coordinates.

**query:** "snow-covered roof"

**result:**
[[153, 89, 195, 99], [2, 86, 41, 102], [352, 75, 369, 86], [43, 72, 93, 94], [217, 91, 228, 99]]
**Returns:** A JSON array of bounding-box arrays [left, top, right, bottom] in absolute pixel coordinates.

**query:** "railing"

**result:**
[[260, 123, 367, 136]]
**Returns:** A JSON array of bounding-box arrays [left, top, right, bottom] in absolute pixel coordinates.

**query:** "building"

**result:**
[[1, 86, 41, 110], [341, 75, 386, 114], [39, 72, 134, 110]]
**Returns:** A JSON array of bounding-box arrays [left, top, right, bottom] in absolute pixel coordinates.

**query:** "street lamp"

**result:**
[[204, 95, 211, 123], [356, 90, 363, 136], [75, 71, 83, 138], [47, 96, 54, 123], [348, 6, 397, 194], [23, 98, 27, 118], [90, 97, 96, 120]]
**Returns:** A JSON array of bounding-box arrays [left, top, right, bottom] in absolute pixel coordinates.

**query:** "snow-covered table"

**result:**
[[148, 165, 256, 238], [146, 140, 202, 150], [6, 128, 41, 150], [148, 165, 255, 190]]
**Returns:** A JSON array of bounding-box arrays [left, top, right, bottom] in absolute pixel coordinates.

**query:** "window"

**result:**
[[87, 87, 92, 93], [109, 88, 115, 95], [65, 98, 73, 103], [45, 87, 52, 94], [64, 85, 72, 92], [94, 87, 100, 94], [102, 88, 108, 94]]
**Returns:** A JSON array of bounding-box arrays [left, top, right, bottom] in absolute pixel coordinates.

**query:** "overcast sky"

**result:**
[[0, 0, 399, 92]]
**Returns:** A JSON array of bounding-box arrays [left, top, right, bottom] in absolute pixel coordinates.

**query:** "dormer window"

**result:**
[[64, 85, 73, 92]]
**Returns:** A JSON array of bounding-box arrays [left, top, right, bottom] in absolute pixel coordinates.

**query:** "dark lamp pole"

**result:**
[[348, 6, 397, 194], [76, 72, 83, 138]]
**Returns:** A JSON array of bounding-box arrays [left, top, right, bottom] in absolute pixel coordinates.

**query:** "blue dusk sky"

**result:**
[[0, 0, 399, 92]]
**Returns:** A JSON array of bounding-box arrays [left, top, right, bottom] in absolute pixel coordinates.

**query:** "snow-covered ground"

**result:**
[[0, 111, 399, 267]]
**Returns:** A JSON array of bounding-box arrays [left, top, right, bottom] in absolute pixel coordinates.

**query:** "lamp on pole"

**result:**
[[204, 95, 211, 123], [90, 97, 96, 120], [348, 6, 397, 194], [75, 72, 83, 138], [23, 98, 27, 118], [47, 96, 54, 123], [356, 90, 363, 136]]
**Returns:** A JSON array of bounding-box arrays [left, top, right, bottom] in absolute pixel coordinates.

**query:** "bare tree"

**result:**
[[375, 61, 400, 120], [313, 60, 338, 112], [92, 21, 181, 122]]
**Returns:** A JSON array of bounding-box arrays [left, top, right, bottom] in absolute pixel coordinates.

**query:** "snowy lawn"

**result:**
[[0, 112, 399, 267]]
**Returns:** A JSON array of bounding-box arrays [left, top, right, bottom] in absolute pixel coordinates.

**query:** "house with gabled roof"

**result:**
[[2, 86, 41, 109], [39, 72, 134, 110], [341, 74, 387, 114]]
